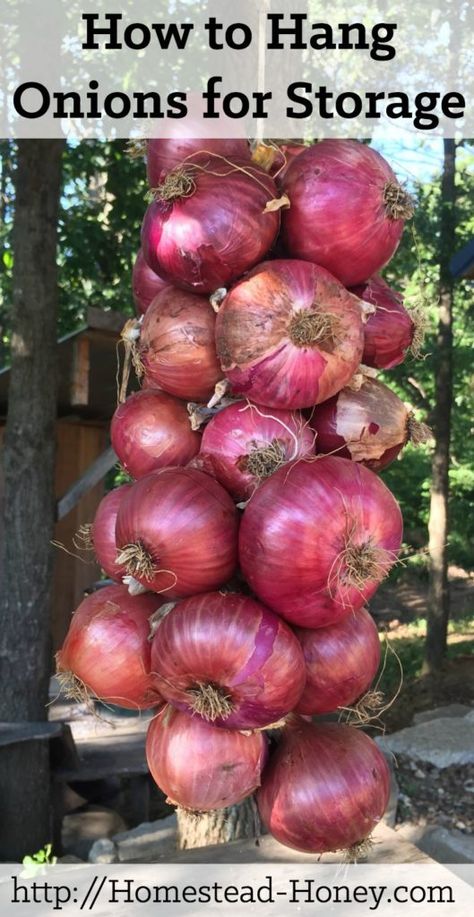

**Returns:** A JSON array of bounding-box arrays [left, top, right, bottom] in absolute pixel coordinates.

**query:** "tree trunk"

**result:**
[[424, 139, 456, 673], [0, 140, 64, 860], [177, 798, 259, 851]]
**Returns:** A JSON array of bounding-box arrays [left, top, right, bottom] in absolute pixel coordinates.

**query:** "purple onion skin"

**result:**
[[281, 140, 407, 287], [141, 157, 280, 295], [309, 390, 405, 472], [146, 706, 268, 811], [257, 718, 390, 854], [239, 456, 403, 629], [149, 592, 306, 730], [351, 275, 415, 370], [294, 607, 381, 715], [132, 248, 169, 316]]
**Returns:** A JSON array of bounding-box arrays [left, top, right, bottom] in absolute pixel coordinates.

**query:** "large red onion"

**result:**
[[257, 718, 390, 854], [90, 485, 132, 581], [294, 607, 381, 715], [309, 376, 430, 473], [147, 136, 250, 187], [194, 401, 315, 501], [115, 467, 238, 597], [132, 248, 169, 316], [281, 140, 414, 286], [351, 275, 416, 369], [141, 154, 281, 294], [150, 592, 306, 729], [146, 706, 267, 811], [111, 389, 200, 479], [139, 287, 221, 401], [215, 260, 365, 410], [56, 585, 163, 710], [239, 456, 403, 628]]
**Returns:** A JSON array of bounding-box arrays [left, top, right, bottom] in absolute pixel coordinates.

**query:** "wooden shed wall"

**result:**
[[0, 420, 107, 654]]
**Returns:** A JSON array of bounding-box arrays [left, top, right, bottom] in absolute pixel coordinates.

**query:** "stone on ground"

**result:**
[[412, 704, 472, 725], [113, 814, 178, 862], [376, 717, 474, 769]]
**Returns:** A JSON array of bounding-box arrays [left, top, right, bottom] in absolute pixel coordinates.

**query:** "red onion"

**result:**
[[257, 718, 390, 854], [132, 248, 169, 316], [56, 585, 163, 710], [309, 376, 430, 473], [194, 401, 315, 501], [90, 485, 132, 581], [115, 467, 238, 597], [111, 389, 200, 479], [294, 607, 381, 715], [150, 592, 306, 729], [215, 260, 365, 410], [239, 456, 403, 628], [139, 287, 221, 401], [351, 275, 416, 369], [281, 140, 414, 286], [147, 137, 250, 187], [146, 706, 267, 811], [141, 154, 281, 294]]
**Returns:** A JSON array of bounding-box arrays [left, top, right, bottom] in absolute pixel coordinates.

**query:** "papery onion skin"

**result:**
[[257, 718, 390, 854], [139, 287, 221, 401], [281, 140, 413, 286], [215, 259, 365, 410], [194, 401, 316, 501], [149, 592, 306, 730], [56, 585, 163, 710], [91, 485, 132, 581], [239, 456, 403, 628], [146, 706, 267, 811], [115, 467, 239, 597], [310, 377, 411, 472], [147, 137, 250, 187], [141, 155, 280, 294], [111, 389, 200, 479], [351, 275, 415, 370], [294, 607, 381, 715], [132, 248, 170, 316]]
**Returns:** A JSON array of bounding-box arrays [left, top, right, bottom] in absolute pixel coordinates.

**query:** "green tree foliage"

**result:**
[[380, 143, 474, 569]]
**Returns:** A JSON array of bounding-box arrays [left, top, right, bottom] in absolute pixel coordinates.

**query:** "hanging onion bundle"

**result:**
[[256, 717, 390, 855], [309, 376, 431, 472], [132, 248, 169, 316], [56, 585, 163, 710], [294, 607, 381, 715], [115, 467, 238, 597], [138, 287, 221, 401], [141, 154, 281, 294], [281, 140, 414, 286], [351, 275, 416, 369], [146, 706, 267, 811], [150, 592, 306, 729], [89, 484, 132, 581], [194, 401, 315, 501], [239, 456, 403, 628], [215, 259, 366, 410], [111, 389, 200, 479]]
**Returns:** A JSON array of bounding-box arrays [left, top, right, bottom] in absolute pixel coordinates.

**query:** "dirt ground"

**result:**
[[369, 567, 474, 837]]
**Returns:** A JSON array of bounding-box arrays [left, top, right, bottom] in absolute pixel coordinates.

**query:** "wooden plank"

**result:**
[[70, 337, 90, 406], [54, 734, 148, 782], [56, 445, 117, 521], [86, 307, 129, 335], [0, 721, 64, 747]]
